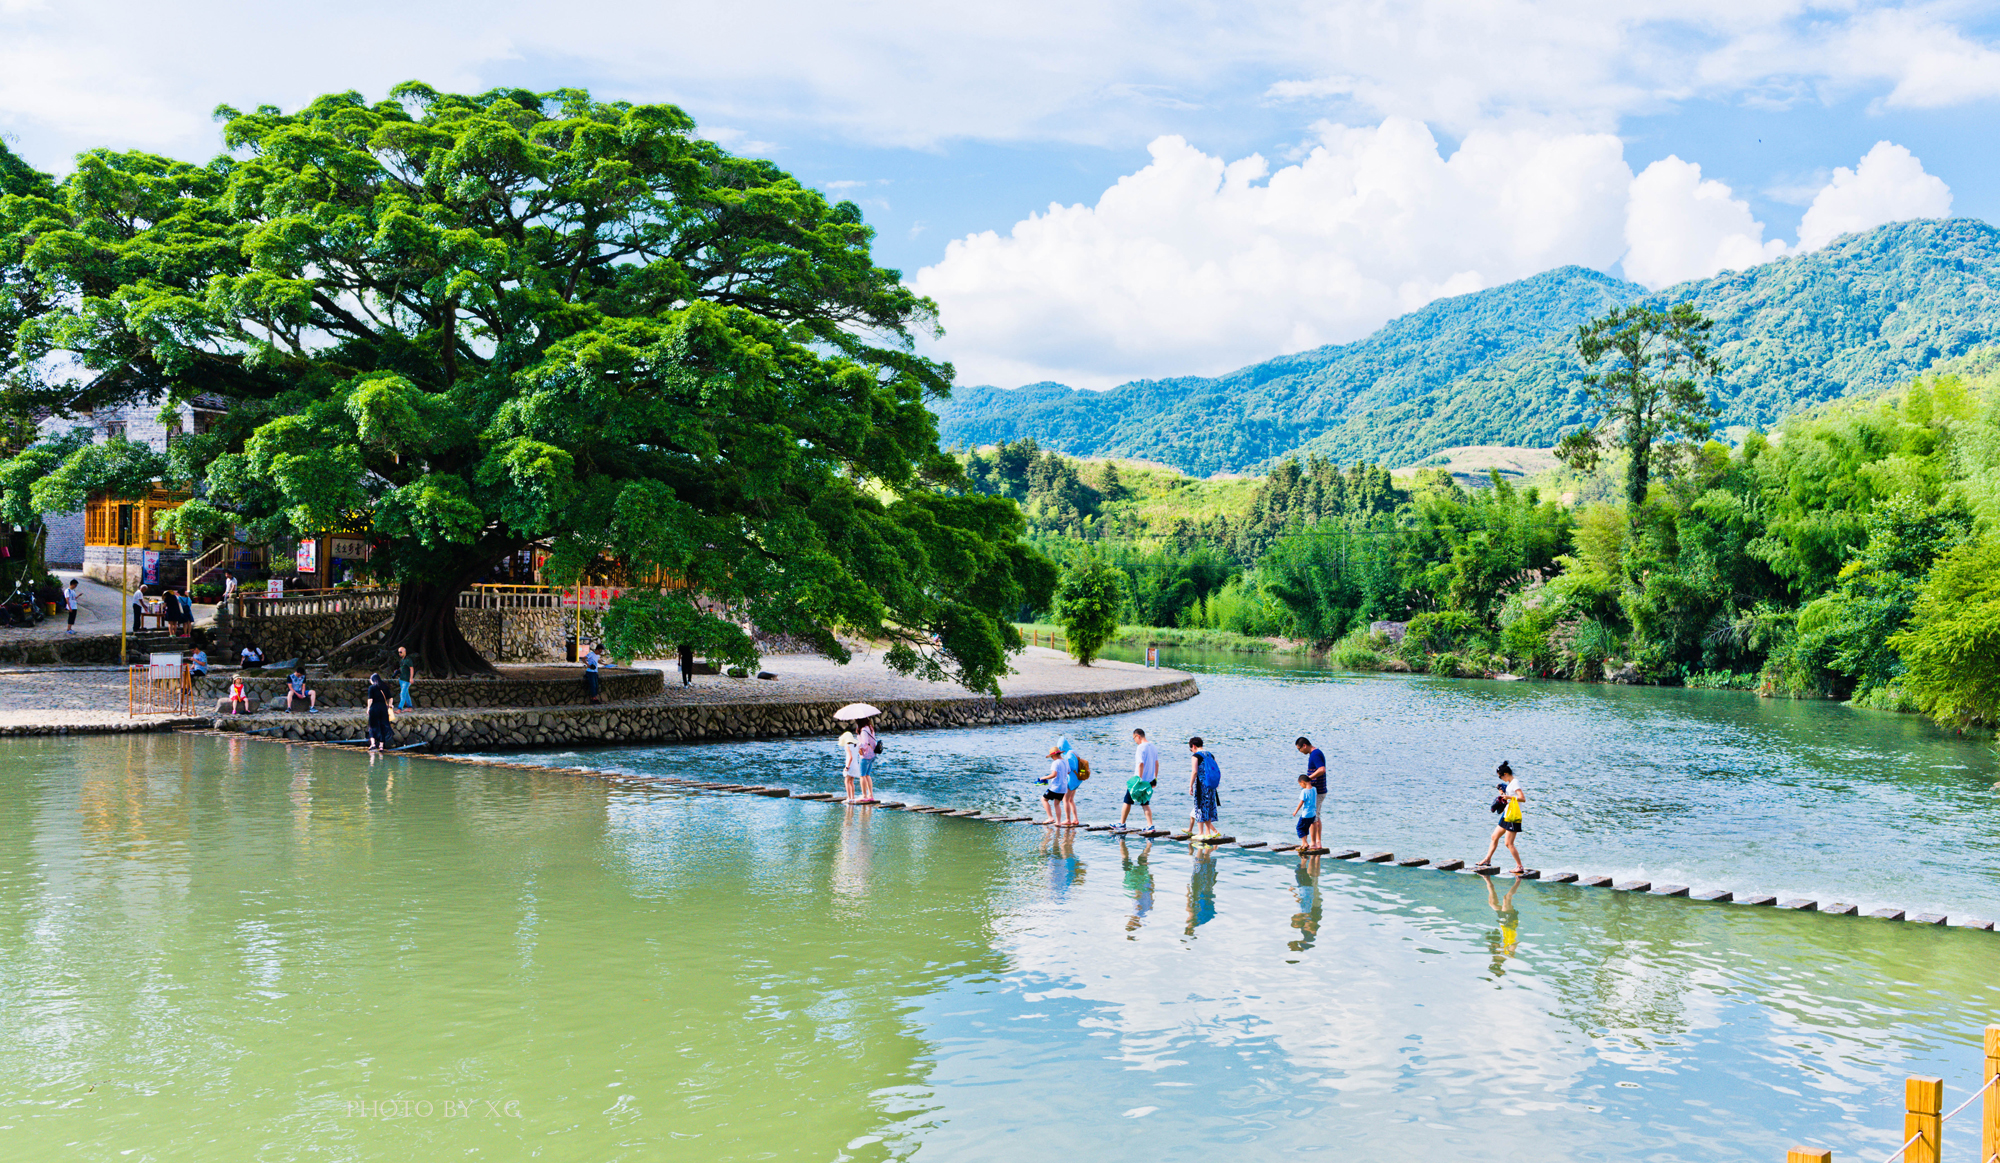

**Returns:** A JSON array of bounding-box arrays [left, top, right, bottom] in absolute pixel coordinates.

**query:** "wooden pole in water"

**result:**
[[1785, 1149, 1831, 1163], [1983, 1026, 1999, 1163], [1905, 1075, 1943, 1163]]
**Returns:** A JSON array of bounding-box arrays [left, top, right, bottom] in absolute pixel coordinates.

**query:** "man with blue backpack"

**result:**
[[1186, 736, 1223, 841]]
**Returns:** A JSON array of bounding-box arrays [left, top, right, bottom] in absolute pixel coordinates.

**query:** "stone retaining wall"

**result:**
[[0, 632, 129, 665], [195, 666, 663, 708], [222, 605, 568, 664], [0, 716, 205, 737], [212, 675, 1200, 751]]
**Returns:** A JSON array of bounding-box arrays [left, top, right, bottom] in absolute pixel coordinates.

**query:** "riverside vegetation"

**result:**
[[967, 345, 2000, 733]]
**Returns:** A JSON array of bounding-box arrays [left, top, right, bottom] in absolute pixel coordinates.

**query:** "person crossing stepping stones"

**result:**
[[1116, 727, 1158, 832], [1187, 737, 1223, 841], [1293, 771, 1321, 852], [1478, 761, 1528, 875]]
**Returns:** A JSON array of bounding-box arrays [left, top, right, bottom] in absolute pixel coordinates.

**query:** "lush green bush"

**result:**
[[1889, 538, 2000, 729], [1052, 561, 1129, 666], [1685, 669, 1759, 690]]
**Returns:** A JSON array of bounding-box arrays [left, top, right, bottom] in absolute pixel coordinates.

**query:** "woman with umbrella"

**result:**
[[834, 704, 881, 804]]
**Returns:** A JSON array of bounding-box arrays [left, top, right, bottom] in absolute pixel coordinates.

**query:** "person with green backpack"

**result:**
[[1186, 737, 1223, 841]]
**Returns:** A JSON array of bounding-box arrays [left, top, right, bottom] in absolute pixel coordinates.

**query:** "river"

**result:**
[[2, 652, 1995, 1160]]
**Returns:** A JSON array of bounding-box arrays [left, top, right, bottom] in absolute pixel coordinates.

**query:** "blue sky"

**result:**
[[5, 0, 1998, 389]]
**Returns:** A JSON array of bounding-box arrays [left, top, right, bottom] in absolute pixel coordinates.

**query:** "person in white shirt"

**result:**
[[1478, 761, 1528, 875], [63, 579, 80, 634], [1118, 728, 1160, 831], [838, 728, 860, 803]]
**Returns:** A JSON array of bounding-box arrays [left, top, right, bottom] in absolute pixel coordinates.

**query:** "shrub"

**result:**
[[1685, 669, 1758, 690], [1889, 538, 2000, 729]]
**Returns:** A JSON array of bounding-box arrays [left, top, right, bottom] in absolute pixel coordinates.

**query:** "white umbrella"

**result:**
[[833, 702, 882, 721]]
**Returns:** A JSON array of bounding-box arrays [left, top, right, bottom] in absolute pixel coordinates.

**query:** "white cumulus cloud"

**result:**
[[918, 134, 1956, 387], [913, 120, 1634, 389], [1623, 156, 1787, 290], [1796, 141, 1953, 250]]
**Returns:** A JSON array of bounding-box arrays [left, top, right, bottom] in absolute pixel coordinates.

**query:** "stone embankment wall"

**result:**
[[221, 606, 566, 663], [215, 676, 1201, 751], [195, 666, 662, 708], [0, 633, 129, 665]]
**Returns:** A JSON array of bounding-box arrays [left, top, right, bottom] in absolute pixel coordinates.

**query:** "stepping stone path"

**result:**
[[219, 733, 2000, 941]]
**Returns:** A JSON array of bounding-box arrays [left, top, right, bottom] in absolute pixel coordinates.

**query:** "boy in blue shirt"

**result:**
[[1293, 773, 1320, 851]]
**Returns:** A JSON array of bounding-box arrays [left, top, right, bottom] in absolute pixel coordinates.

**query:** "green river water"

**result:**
[[2, 657, 1997, 1161]]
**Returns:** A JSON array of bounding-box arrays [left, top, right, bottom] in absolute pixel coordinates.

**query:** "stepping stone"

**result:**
[[1544, 871, 1578, 884], [1196, 836, 1236, 845], [1867, 908, 1906, 920], [1779, 899, 1817, 911], [1578, 876, 1613, 888], [1396, 857, 1431, 868], [1738, 894, 1778, 907], [1613, 880, 1651, 892], [1508, 869, 1541, 880], [1298, 847, 1329, 855], [875, 802, 905, 809], [1271, 843, 1300, 853], [1236, 841, 1268, 849], [1952, 918, 1995, 930], [1363, 851, 1394, 863], [1822, 903, 1859, 916], [1431, 859, 1465, 872], [946, 809, 983, 817], [1084, 824, 1115, 831], [1909, 913, 1948, 926], [1691, 889, 1733, 902], [750, 788, 790, 797], [1171, 832, 1193, 841], [1141, 829, 1172, 838], [1471, 865, 1501, 876], [1651, 884, 1690, 897]]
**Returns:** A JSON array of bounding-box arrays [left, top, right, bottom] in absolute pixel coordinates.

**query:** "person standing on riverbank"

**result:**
[[1187, 737, 1222, 840], [63, 579, 79, 634], [582, 643, 603, 704], [1478, 762, 1527, 875], [1118, 728, 1159, 831], [396, 646, 416, 709]]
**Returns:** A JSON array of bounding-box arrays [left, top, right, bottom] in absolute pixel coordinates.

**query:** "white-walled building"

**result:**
[[38, 395, 225, 586]]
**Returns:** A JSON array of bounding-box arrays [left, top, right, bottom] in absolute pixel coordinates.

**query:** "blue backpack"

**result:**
[[1197, 750, 1222, 789]]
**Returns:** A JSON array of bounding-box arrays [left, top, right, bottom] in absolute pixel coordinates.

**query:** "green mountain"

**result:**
[[934, 218, 2000, 475]]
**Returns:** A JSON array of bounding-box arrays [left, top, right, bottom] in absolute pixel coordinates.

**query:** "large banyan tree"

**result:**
[[0, 85, 1053, 688]]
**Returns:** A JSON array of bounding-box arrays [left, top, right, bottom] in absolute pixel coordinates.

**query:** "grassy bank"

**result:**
[[1015, 623, 1310, 655]]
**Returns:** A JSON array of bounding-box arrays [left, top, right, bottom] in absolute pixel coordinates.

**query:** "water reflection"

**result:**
[[4, 733, 1998, 1163]]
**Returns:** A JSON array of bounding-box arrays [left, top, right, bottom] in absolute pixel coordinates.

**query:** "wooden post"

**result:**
[[1905, 1075, 1943, 1163], [1785, 1150, 1832, 1163], [1983, 1026, 1999, 1163]]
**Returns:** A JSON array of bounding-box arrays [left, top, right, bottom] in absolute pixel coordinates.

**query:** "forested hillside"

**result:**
[[938, 218, 2000, 475]]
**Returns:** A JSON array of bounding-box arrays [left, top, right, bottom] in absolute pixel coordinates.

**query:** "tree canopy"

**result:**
[[1557, 303, 1721, 510], [0, 85, 1053, 687]]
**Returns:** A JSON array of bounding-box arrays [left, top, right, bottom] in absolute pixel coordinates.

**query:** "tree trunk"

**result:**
[[380, 578, 495, 678]]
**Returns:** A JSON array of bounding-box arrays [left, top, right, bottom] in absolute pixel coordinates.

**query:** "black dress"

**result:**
[[366, 682, 392, 746]]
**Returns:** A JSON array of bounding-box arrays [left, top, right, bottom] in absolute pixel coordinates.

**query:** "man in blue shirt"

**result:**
[[1295, 737, 1326, 797]]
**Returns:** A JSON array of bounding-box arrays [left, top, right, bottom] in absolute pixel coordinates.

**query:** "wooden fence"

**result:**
[[1787, 1026, 1999, 1162]]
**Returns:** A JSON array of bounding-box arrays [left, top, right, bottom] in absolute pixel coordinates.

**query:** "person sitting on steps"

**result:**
[[286, 665, 318, 712]]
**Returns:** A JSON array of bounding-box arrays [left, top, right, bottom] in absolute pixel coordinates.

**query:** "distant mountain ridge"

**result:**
[[933, 218, 2000, 475]]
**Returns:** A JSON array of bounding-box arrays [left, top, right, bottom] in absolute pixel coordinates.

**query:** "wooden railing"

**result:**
[[1785, 1025, 1999, 1162], [186, 541, 230, 587]]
